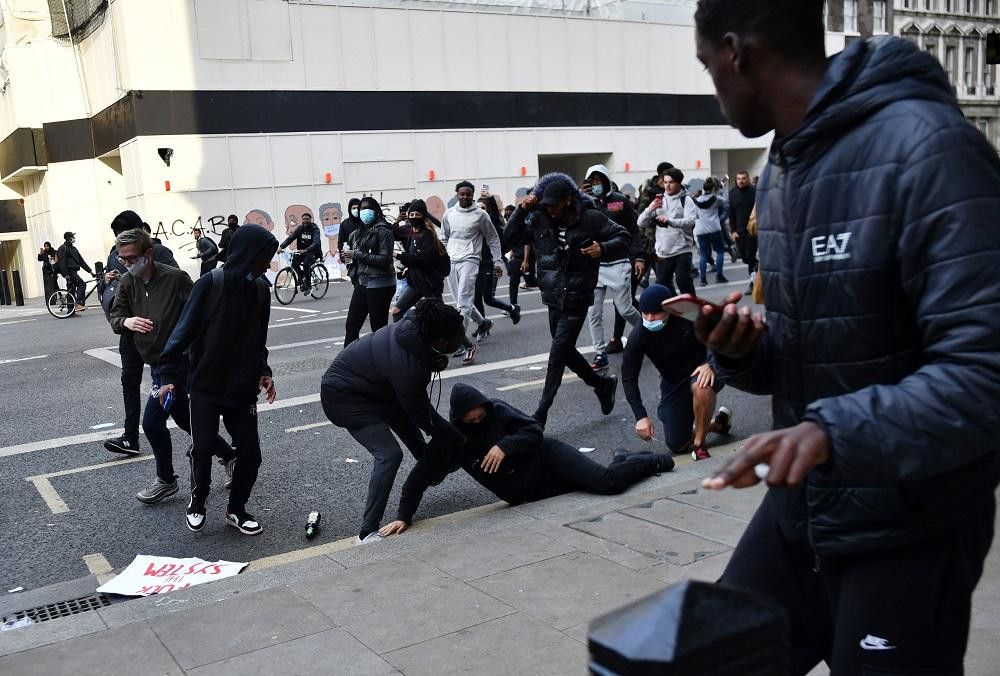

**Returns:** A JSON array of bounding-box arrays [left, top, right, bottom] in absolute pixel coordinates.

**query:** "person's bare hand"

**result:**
[[104, 270, 119, 284], [635, 417, 654, 442], [581, 242, 602, 259], [656, 215, 670, 224], [124, 316, 154, 334], [481, 445, 506, 474], [520, 259, 530, 274], [634, 260, 646, 278], [157, 383, 175, 408], [378, 520, 408, 536], [702, 422, 829, 491], [494, 264, 504, 279], [732, 231, 741, 241], [521, 194, 539, 210], [691, 364, 715, 389], [694, 292, 765, 360], [259, 376, 276, 404]]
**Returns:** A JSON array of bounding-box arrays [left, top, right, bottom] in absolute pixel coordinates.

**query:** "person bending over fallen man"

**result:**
[[379, 384, 674, 535]]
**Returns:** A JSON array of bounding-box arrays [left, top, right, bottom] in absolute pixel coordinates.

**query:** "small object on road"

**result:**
[[7, 586, 23, 593], [1, 616, 33, 631], [579, 447, 596, 454], [754, 463, 770, 481], [90, 422, 114, 429], [345, 458, 359, 463], [305, 510, 321, 539]]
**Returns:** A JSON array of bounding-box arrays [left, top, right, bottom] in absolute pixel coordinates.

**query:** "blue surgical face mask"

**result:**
[[350, 208, 359, 218], [642, 318, 666, 332], [592, 184, 604, 197], [360, 208, 376, 225]]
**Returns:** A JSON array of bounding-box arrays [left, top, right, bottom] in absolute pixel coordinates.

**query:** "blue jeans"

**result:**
[[698, 230, 726, 282]]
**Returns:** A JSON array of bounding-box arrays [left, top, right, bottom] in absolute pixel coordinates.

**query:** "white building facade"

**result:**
[[0, 0, 790, 297]]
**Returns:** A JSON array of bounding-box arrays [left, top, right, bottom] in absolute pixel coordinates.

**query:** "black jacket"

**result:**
[[218, 226, 237, 263], [158, 224, 277, 406], [504, 173, 630, 310], [350, 220, 396, 288], [338, 198, 363, 253], [728, 186, 756, 235], [37, 250, 56, 275], [280, 223, 322, 255], [396, 384, 546, 523], [320, 312, 464, 443], [399, 229, 446, 297], [56, 242, 92, 276], [711, 37, 1000, 557]]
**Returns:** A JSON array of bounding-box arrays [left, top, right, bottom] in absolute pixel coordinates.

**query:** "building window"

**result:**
[[965, 47, 976, 93], [978, 119, 989, 138], [927, 43, 938, 60], [966, 0, 976, 13], [945, 0, 953, 11], [946, 45, 957, 84], [874, 1, 887, 32], [986, 0, 994, 14], [844, 0, 858, 32], [925, 0, 934, 9]]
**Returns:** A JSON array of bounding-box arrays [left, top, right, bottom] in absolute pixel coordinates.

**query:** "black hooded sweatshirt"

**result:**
[[338, 198, 363, 253], [158, 224, 278, 406], [395, 384, 546, 523]]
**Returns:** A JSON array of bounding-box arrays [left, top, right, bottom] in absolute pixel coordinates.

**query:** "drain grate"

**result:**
[[3, 594, 110, 625]]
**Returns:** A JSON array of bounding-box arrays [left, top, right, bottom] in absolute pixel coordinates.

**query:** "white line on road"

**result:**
[[27, 476, 69, 514], [269, 337, 343, 352], [285, 421, 333, 433], [497, 374, 579, 392], [82, 553, 115, 584], [269, 305, 321, 314], [0, 319, 37, 327], [84, 347, 122, 368], [0, 355, 48, 365]]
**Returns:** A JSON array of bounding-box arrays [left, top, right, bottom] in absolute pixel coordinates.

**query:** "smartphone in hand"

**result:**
[[661, 294, 724, 322]]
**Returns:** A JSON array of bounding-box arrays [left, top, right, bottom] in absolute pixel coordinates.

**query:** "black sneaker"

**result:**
[[510, 304, 521, 325], [655, 454, 675, 473], [700, 278, 708, 287], [136, 477, 179, 504], [712, 406, 733, 435], [605, 338, 624, 354], [596, 375, 617, 415], [715, 275, 729, 284], [225, 509, 263, 536], [186, 501, 206, 532], [590, 352, 609, 371], [104, 435, 140, 456], [475, 319, 493, 344]]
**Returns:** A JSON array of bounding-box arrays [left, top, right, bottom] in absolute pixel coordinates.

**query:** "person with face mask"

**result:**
[[390, 199, 450, 320], [378, 383, 674, 537], [37, 242, 59, 300], [57, 231, 93, 313], [621, 285, 732, 462], [320, 298, 468, 544], [157, 224, 279, 536], [109, 228, 237, 504], [342, 197, 396, 346], [217, 214, 240, 264]]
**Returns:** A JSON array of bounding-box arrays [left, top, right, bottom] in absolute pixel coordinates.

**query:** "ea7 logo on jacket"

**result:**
[[811, 233, 852, 263]]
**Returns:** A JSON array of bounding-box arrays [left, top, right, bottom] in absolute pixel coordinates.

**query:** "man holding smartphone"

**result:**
[[694, 1, 1000, 673], [637, 168, 697, 297]]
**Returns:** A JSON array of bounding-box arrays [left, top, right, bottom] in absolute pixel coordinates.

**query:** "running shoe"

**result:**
[[462, 344, 477, 365], [595, 374, 618, 415], [104, 435, 141, 456], [715, 275, 729, 284], [590, 352, 609, 370], [712, 406, 733, 435], [186, 501, 206, 532], [476, 319, 493, 343], [136, 477, 178, 504], [225, 509, 263, 535], [605, 338, 624, 354], [356, 532, 385, 545], [691, 444, 711, 462], [452, 345, 466, 358]]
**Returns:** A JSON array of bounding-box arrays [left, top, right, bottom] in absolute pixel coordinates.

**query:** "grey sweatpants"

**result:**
[[448, 258, 485, 336], [588, 261, 639, 354]]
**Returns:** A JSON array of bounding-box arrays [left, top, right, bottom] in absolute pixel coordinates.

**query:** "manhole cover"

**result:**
[[3, 594, 110, 626]]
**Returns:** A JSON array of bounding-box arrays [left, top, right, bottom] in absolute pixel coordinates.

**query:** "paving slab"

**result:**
[[0, 623, 181, 675], [470, 552, 667, 630], [642, 551, 733, 586], [622, 497, 750, 546], [522, 512, 662, 572], [0, 607, 107, 657], [188, 628, 399, 676], [413, 525, 574, 581], [291, 555, 515, 653], [665, 482, 767, 521], [150, 586, 334, 670], [384, 613, 585, 676], [568, 511, 731, 566], [965, 607, 1000, 675]]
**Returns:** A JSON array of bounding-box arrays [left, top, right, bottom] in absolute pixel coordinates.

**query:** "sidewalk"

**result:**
[[2, 450, 998, 675]]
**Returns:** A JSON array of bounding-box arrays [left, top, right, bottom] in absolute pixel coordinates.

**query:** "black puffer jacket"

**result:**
[[712, 37, 1000, 557], [504, 172, 630, 310]]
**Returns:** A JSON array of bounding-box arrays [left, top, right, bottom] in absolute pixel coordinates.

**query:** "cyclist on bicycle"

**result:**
[[57, 231, 93, 313], [278, 212, 322, 292]]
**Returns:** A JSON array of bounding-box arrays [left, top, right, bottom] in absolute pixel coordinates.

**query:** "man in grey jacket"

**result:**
[[637, 168, 696, 297], [191, 227, 219, 277], [694, 1, 1000, 673], [441, 181, 503, 365]]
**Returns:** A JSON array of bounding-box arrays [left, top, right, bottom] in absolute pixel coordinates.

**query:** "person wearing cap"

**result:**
[[56, 231, 92, 313], [621, 284, 732, 462], [504, 172, 630, 426]]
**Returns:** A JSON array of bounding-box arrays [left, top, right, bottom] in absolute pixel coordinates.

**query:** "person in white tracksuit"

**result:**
[[440, 181, 503, 365]]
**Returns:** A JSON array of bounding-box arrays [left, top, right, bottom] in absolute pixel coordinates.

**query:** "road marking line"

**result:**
[[27, 476, 69, 514], [0, 355, 48, 365], [36, 455, 153, 480], [83, 553, 115, 584], [0, 318, 37, 326], [3, 428, 127, 459], [270, 337, 343, 352], [285, 421, 333, 433], [498, 374, 579, 392], [84, 346, 122, 368], [269, 306, 321, 314]]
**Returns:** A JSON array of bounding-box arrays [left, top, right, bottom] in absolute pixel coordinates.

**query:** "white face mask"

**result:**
[[126, 256, 149, 277]]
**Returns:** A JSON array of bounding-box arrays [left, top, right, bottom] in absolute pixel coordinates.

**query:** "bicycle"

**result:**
[[273, 250, 329, 305], [47, 274, 99, 319]]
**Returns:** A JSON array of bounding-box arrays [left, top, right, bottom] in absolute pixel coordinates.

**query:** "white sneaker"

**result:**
[[355, 532, 385, 545]]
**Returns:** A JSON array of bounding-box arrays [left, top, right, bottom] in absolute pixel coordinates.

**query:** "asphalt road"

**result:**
[[0, 264, 771, 594]]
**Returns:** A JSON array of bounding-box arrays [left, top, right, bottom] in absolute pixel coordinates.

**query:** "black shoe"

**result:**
[[715, 275, 729, 284], [605, 338, 624, 354], [186, 500, 206, 532], [476, 319, 494, 344], [700, 278, 708, 287], [590, 352, 609, 371], [655, 454, 675, 473], [712, 406, 733, 435], [225, 509, 263, 536], [510, 304, 521, 325], [104, 435, 140, 456], [596, 375, 617, 415]]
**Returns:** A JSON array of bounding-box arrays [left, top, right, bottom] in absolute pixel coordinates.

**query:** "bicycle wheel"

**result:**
[[274, 268, 298, 305], [47, 290, 76, 319], [309, 264, 329, 300]]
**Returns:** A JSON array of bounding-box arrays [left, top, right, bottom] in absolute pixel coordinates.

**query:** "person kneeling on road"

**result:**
[[320, 298, 468, 545], [379, 384, 674, 536], [622, 284, 732, 462], [109, 228, 237, 504]]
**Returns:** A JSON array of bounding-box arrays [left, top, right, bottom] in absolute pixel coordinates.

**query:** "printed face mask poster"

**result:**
[[96, 555, 248, 596]]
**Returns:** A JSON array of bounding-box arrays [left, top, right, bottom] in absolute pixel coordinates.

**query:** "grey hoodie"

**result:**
[[441, 203, 502, 265]]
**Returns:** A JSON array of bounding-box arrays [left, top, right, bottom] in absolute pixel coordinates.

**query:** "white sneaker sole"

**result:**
[[226, 517, 262, 536]]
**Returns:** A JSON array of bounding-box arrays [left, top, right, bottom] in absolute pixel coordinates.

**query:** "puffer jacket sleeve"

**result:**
[[594, 213, 629, 262], [803, 121, 1000, 484]]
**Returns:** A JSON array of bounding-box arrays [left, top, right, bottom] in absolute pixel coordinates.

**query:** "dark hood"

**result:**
[[532, 172, 599, 222], [776, 36, 955, 166], [449, 384, 493, 424], [111, 210, 143, 233], [222, 223, 278, 284]]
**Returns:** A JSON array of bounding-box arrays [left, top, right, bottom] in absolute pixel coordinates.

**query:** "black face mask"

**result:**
[[407, 217, 424, 228]]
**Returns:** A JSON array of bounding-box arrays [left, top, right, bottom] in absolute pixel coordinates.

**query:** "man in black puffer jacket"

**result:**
[[694, 2, 1000, 674], [504, 173, 630, 426]]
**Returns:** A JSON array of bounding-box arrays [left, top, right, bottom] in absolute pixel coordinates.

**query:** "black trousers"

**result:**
[[66, 271, 86, 304], [736, 234, 759, 274], [474, 261, 514, 317], [292, 251, 317, 288], [535, 306, 604, 421], [506, 256, 523, 305], [188, 397, 262, 512], [119, 332, 144, 444], [653, 253, 695, 297], [344, 284, 394, 346], [42, 272, 58, 300], [534, 438, 661, 499], [721, 494, 995, 676]]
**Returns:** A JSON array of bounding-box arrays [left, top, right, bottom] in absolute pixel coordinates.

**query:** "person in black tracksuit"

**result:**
[[338, 198, 363, 285], [37, 242, 58, 300], [99, 210, 180, 457], [56, 231, 92, 310], [279, 212, 322, 291], [378, 384, 673, 535], [320, 298, 467, 543], [728, 171, 757, 292], [191, 228, 219, 277], [217, 215, 239, 264], [391, 199, 449, 320], [503, 172, 630, 426], [158, 224, 278, 536], [342, 197, 396, 346]]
